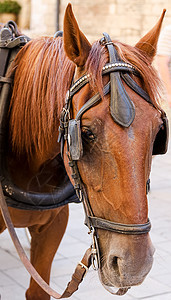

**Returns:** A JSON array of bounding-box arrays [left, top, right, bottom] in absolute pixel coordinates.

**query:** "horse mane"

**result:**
[[9, 37, 75, 158], [9, 37, 161, 160]]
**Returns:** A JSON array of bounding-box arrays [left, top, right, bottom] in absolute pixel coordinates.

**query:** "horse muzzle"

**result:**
[[99, 231, 155, 289]]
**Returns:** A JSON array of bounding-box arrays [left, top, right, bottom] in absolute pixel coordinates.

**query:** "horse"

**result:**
[[0, 4, 168, 300]]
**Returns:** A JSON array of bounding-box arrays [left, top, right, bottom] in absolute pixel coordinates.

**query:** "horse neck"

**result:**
[[9, 37, 75, 172]]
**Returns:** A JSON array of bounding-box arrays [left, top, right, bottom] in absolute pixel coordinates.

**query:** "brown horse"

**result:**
[[0, 4, 168, 300]]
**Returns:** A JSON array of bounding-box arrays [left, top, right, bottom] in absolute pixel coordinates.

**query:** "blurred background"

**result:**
[[0, 0, 171, 44]]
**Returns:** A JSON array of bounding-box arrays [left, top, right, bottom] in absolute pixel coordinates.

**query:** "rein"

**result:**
[[0, 183, 92, 299]]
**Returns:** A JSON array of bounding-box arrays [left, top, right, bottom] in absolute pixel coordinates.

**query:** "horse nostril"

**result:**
[[113, 256, 118, 267], [110, 256, 121, 277]]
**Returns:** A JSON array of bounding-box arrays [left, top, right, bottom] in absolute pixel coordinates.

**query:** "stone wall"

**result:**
[[18, 0, 57, 36], [30, 0, 57, 35], [17, 0, 171, 45], [17, 0, 31, 29], [59, 0, 171, 45]]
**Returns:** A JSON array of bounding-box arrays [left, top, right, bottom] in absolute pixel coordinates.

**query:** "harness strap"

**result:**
[[0, 35, 30, 48], [0, 182, 92, 299], [75, 82, 110, 121], [88, 216, 151, 235], [0, 48, 9, 77], [0, 76, 12, 84], [0, 29, 12, 93], [121, 73, 153, 104]]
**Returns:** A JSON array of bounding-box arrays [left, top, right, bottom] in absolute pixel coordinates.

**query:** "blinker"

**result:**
[[152, 113, 169, 155], [68, 119, 83, 160], [58, 32, 169, 161], [102, 32, 135, 128]]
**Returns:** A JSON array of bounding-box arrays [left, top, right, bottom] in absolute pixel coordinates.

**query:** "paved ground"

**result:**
[[0, 109, 171, 300]]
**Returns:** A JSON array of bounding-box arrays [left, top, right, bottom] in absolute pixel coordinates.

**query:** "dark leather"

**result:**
[[75, 82, 110, 120], [1, 152, 79, 210], [88, 216, 151, 234], [0, 36, 30, 48], [121, 73, 152, 104], [68, 119, 83, 160], [153, 113, 169, 155], [102, 32, 135, 127], [4, 177, 79, 211], [0, 28, 12, 94]]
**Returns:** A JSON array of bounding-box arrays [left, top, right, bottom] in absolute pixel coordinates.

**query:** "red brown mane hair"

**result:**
[[9, 37, 75, 158]]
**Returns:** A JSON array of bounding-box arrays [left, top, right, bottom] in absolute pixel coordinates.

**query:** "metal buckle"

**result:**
[[100, 37, 113, 46], [75, 189, 83, 202], [91, 228, 99, 271], [77, 189, 83, 202]]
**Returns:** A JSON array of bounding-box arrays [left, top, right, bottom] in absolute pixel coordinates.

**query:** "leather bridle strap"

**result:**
[[0, 182, 92, 299], [88, 216, 151, 235], [121, 73, 153, 104]]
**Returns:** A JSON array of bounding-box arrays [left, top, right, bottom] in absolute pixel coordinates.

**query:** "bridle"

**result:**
[[58, 33, 154, 290]]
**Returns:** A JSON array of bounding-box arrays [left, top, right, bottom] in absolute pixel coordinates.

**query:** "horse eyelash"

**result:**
[[81, 127, 96, 141]]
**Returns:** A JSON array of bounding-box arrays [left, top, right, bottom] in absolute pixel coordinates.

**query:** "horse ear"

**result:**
[[63, 3, 91, 67], [135, 9, 166, 62]]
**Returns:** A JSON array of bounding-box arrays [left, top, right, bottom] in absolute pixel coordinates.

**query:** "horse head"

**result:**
[[61, 4, 167, 291]]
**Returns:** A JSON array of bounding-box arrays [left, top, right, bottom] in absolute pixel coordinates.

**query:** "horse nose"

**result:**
[[107, 237, 155, 287], [109, 255, 121, 277], [109, 255, 122, 275]]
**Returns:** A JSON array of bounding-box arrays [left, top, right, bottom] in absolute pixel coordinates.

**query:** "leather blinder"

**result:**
[[68, 119, 83, 160], [102, 32, 135, 128], [153, 114, 169, 155]]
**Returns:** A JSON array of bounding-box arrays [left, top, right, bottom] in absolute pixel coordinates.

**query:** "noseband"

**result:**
[[58, 33, 153, 276]]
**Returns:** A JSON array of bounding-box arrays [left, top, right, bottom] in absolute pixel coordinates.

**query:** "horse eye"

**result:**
[[81, 127, 96, 141]]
